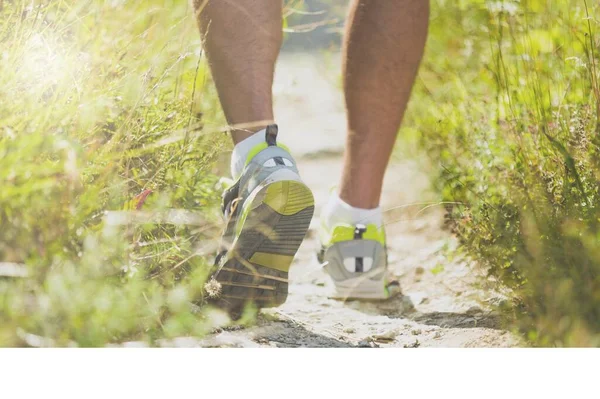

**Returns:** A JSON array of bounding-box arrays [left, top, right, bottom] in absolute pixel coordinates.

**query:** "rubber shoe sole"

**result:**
[[209, 180, 314, 317], [328, 273, 401, 301]]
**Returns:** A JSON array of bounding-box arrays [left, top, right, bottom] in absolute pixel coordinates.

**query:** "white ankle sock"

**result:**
[[230, 128, 267, 179], [321, 191, 383, 229]]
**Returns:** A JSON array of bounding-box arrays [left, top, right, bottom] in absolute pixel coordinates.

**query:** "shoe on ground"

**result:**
[[207, 124, 314, 317], [318, 222, 400, 300]]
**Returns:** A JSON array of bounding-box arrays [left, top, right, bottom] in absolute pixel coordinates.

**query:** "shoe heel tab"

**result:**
[[266, 124, 278, 146], [244, 125, 294, 167]]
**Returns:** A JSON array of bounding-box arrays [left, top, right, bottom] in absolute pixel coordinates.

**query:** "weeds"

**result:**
[[2, 0, 599, 347], [408, 0, 600, 346], [0, 0, 227, 346]]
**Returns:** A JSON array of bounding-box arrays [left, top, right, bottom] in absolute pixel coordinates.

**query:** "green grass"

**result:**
[[0, 0, 230, 346], [2, 0, 599, 347], [403, 0, 600, 346]]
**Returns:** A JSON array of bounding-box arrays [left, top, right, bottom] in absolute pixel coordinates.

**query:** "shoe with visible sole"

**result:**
[[317, 222, 400, 300], [207, 124, 314, 317]]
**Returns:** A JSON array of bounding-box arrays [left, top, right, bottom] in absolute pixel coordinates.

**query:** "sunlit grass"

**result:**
[[404, 0, 600, 346], [1, 0, 598, 347], [0, 0, 228, 346]]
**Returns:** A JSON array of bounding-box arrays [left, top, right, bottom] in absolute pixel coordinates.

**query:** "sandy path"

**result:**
[[195, 53, 519, 348]]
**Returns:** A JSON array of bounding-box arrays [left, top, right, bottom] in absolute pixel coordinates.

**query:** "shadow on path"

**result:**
[[198, 316, 355, 348], [346, 295, 505, 331]]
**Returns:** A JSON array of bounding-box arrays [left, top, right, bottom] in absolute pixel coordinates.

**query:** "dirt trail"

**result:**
[[197, 53, 519, 348]]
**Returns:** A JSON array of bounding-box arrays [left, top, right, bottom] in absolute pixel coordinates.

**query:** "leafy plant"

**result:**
[[407, 0, 600, 346], [0, 0, 228, 346]]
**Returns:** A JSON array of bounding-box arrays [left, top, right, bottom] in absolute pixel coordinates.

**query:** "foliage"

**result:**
[[3, 0, 600, 347], [407, 0, 600, 346], [0, 0, 229, 346]]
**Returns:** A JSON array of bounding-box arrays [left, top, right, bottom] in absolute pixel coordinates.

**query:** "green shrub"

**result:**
[[0, 0, 228, 346], [409, 0, 600, 346]]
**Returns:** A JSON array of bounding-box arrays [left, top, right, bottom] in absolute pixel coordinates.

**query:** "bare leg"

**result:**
[[194, 0, 282, 144], [339, 0, 430, 209]]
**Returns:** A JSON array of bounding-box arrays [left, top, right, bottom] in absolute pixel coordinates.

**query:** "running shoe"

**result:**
[[318, 221, 400, 300], [207, 124, 314, 316]]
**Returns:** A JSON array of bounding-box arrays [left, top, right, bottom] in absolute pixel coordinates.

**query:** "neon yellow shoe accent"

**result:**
[[279, 143, 291, 153], [263, 181, 314, 216], [244, 142, 292, 167], [319, 223, 386, 246], [235, 181, 314, 237], [245, 142, 268, 166], [249, 252, 294, 272]]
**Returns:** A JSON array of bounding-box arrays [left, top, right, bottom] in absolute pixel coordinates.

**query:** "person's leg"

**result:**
[[339, 0, 430, 209], [319, 1, 429, 300], [194, 0, 282, 144], [194, 1, 314, 315]]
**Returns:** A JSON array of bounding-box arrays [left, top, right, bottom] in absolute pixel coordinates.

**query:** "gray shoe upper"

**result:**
[[217, 125, 301, 262], [321, 236, 387, 284], [222, 125, 299, 219]]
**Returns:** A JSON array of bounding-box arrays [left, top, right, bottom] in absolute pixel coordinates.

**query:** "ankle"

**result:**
[[321, 191, 383, 229], [230, 128, 268, 179], [230, 121, 273, 144], [337, 186, 381, 210]]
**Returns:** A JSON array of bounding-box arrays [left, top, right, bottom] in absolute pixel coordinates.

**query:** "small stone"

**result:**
[[358, 340, 379, 348], [487, 297, 509, 308], [411, 329, 422, 336], [372, 330, 398, 343], [415, 267, 425, 275], [344, 328, 356, 334], [434, 331, 442, 339]]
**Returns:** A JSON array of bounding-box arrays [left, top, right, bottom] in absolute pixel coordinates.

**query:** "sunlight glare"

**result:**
[[20, 33, 70, 90]]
